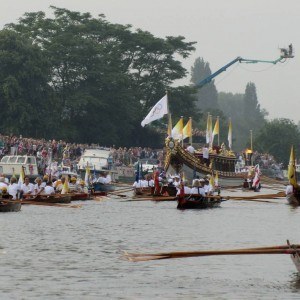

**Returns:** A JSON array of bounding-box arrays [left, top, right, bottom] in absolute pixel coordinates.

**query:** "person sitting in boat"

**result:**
[[43, 181, 55, 195], [204, 179, 214, 195], [34, 177, 45, 195], [104, 172, 112, 184], [176, 180, 191, 196], [0, 177, 8, 190], [42, 175, 49, 188], [167, 178, 174, 187], [69, 177, 78, 192], [21, 176, 34, 197], [285, 184, 294, 196], [145, 174, 154, 187], [8, 177, 20, 200], [77, 180, 88, 193], [0, 186, 9, 198], [55, 177, 65, 193], [190, 179, 206, 196]]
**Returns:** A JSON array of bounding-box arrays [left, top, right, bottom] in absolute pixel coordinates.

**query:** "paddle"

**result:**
[[124, 246, 300, 262], [1, 199, 81, 208]]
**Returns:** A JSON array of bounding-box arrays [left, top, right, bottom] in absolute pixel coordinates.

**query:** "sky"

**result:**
[[1, 0, 300, 123]]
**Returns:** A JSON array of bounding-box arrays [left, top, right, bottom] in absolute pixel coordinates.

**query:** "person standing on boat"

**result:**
[[202, 144, 210, 166], [186, 143, 195, 154], [8, 177, 20, 200], [173, 175, 181, 188], [21, 176, 34, 197]]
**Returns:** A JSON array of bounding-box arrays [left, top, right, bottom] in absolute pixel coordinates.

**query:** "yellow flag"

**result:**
[[288, 146, 297, 187], [213, 118, 219, 136], [214, 171, 219, 187], [183, 118, 192, 139], [209, 174, 215, 187], [18, 166, 25, 187], [61, 177, 69, 194], [171, 117, 183, 140]]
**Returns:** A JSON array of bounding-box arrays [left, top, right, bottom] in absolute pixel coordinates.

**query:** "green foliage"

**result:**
[[190, 57, 218, 111], [0, 30, 51, 137], [218, 82, 267, 151], [254, 118, 300, 166], [2, 6, 197, 146]]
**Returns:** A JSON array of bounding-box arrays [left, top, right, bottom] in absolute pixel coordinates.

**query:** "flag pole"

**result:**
[[189, 117, 193, 145], [217, 116, 220, 146], [181, 116, 184, 147]]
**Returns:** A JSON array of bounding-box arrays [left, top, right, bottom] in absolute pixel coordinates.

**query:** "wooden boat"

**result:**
[[93, 182, 115, 192], [91, 190, 107, 197], [134, 186, 177, 197], [165, 138, 281, 187], [25, 194, 71, 204], [177, 194, 223, 210], [70, 192, 91, 201], [0, 197, 21, 212]]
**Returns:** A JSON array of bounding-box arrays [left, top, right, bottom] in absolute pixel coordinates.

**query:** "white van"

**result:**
[[0, 155, 39, 177]]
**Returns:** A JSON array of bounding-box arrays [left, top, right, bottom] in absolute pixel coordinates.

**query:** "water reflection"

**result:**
[[289, 273, 300, 292]]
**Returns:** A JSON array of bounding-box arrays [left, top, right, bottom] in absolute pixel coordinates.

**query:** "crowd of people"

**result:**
[[0, 134, 164, 173]]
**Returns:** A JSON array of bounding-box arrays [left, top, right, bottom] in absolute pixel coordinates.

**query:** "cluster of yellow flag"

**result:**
[[169, 116, 192, 141]]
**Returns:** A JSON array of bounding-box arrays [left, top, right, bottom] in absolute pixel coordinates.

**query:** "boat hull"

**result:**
[[0, 201, 21, 212], [286, 194, 300, 206], [25, 195, 72, 204], [177, 195, 222, 210]]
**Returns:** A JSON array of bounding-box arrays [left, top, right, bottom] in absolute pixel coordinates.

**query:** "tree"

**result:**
[[7, 7, 197, 146], [0, 30, 51, 137], [253, 118, 300, 166], [190, 57, 218, 111]]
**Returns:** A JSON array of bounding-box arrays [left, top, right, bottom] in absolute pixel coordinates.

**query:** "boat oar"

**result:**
[[124, 247, 300, 262], [0, 199, 81, 208]]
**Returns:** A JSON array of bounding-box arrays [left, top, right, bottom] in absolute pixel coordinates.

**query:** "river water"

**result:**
[[1, 193, 300, 299]]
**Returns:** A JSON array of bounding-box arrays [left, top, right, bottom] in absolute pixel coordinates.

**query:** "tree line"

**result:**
[[0, 6, 298, 165]]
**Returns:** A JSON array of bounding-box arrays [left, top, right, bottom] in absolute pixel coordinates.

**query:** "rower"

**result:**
[[43, 181, 55, 195], [34, 177, 45, 195], [69, 177, 78, 192], [8, 177, 20, 200], [21, 176, 34, 197]]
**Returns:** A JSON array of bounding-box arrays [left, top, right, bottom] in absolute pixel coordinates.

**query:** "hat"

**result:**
[[1, 186, 7, 192], [71, 177, 77, 182], [43, 175, 49, 181], [192, 180, 199, 187]]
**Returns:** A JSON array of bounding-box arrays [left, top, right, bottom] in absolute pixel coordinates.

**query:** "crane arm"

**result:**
[[195, 45, 294, 89]]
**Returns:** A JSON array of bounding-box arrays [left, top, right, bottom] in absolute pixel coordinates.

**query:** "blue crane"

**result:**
[[196, 44, 294, 88]]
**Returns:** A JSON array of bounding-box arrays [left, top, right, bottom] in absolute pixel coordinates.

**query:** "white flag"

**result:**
[[141, 95, 168, 127]]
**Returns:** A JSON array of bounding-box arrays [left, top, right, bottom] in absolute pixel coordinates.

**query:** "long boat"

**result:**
[[177, 195, 223, 210], [134, 186, 177, 197], [165, 137, 247, 187], [24, 194, 71, 204], [69, 192, 91, 201], [0, 198, 21, 212]]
